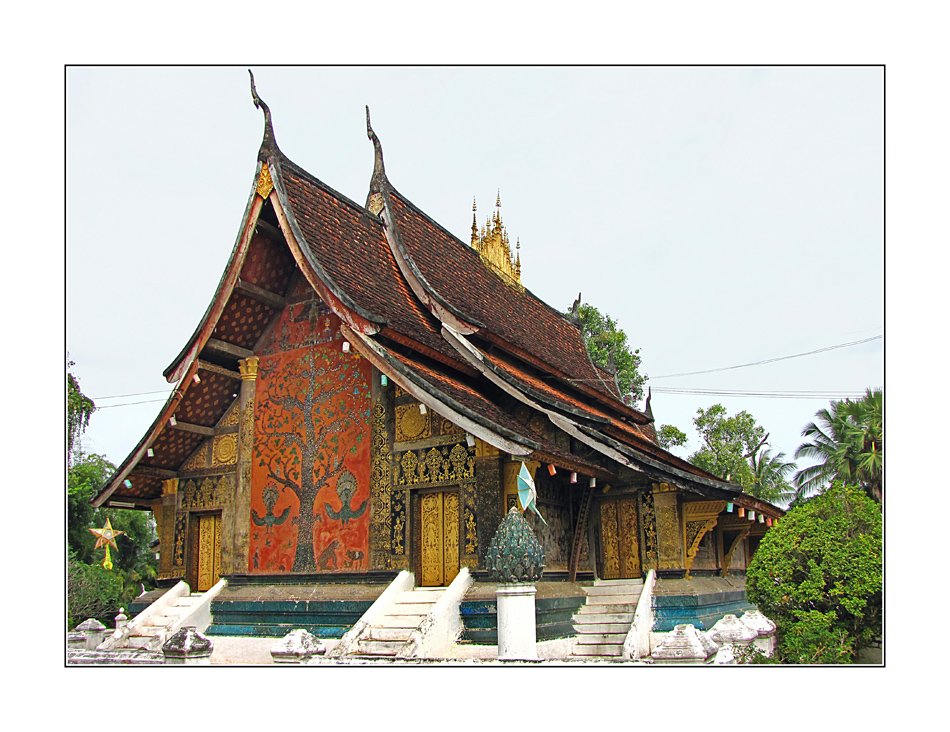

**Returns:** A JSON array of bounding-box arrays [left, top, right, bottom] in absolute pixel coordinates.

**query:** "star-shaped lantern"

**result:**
[[89, 518, 125, 570]]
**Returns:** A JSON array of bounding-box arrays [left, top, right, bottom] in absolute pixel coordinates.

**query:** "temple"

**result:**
[[94, 73, 783, 650]]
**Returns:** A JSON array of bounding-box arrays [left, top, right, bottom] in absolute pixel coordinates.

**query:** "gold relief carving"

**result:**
[[181, 442, 209, 472], [399, 450, 419, 486], [439, 417, 464, 437], [444, 492, 460, 585], [256, 163, 274, 199], [370, 402, 394, 567], [394, 384, 407, 399], [640, 491, 658, 570], [368, 192, 384, 215], [220, 403, 240, 427], [173, 514, 187, 567], [395, 403, 431, 442], [196, 513, 221, 592], [239, 357, 260, 381], [652, 482, 677, 493], [601, 501, 620, 580], [421, 492, 443, 586], [464, 506, 477, 556], [423, 447, 445, 483], [161, 478, 179, 497], [619, 498, 641, 579], [158, 569, 185, 580], [684, 516, 721, 579], [655, 500, 682, 570], [213, 434, 238, 466]]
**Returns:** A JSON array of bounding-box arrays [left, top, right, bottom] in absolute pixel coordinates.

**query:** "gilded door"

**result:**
[[196, 513, 222, 591], [600, 497, 641, 580], [420, 491, 459, 587]]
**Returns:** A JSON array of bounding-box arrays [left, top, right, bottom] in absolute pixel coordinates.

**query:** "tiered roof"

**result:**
[[96, 74, 770, 513]]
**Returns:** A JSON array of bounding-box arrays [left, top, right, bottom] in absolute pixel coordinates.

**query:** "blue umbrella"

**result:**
[[517, 462, 547, 525]]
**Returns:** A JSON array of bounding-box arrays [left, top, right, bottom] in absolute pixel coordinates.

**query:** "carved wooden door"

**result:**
[[196, 512, 222, 591], [420, 491, 459, 587], [600, 497, 641, 580]]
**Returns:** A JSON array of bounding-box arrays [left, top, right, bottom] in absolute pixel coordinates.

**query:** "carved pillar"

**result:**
[[682, 501, 726, 579], [652, 483, 684, 576], [230, 356, 259, 573], [369, 373, 394, 569], [157, 478, 178, 578], [473, 438, 503, 568]]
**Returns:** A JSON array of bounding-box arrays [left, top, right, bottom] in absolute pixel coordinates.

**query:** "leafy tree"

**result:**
[[794, 388, 883, 502], [656, 424, 688, 452], [690, 404, 764, 488], [746, 482, 882, 663], [66, 363, 158, 628], [567, 300, 647, 404]]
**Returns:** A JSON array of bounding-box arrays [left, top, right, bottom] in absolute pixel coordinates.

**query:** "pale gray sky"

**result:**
[[67, 66, 882, 487]]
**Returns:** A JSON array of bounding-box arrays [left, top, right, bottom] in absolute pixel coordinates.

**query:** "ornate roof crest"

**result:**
[[365, 106, 387, 215], [471, 192, 523, 291], [249, 70, 280, 161]]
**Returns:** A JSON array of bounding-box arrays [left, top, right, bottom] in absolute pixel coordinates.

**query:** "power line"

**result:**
[[650, 335, 882, 380], [92, 389, 174, 400], [95, 398, 170, 409], [651, 387, 869, 400]]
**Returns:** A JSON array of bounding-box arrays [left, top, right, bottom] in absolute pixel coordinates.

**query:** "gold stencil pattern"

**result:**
[[370, 402, 394, 567], [180, 441, 209, 472], [213, 434, 238, 466], [395, 403, 431, 442], [395, 443, 474, 486], [256, 163, 274, 199]]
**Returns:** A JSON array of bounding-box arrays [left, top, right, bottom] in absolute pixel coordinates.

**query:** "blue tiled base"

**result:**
[[205, 599, 373, 638], [459, 596, 586, 645]]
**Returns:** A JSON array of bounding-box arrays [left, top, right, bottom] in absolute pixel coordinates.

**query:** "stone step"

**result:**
[[574, 612, 634, 624], [145, 615, 179, 628], [572, 622, 631, 634], [586, 582, 643, 596], [579, 603, 638, 615], [572, 644, 623, 656], [366, 627, 415, 642], [585, 593, 641, 606], [355, 639, 404, 656], [127, 634, 162, 648], [574, 633, 627, 645], [375, 615, 425, 629], [594, 578, 644, 586], [388, 603, 437, 615]]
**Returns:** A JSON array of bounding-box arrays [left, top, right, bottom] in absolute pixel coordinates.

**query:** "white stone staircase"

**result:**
[[350, 587, 446, 659], [100, 579, 226, 653], [571, 578, 644, 659]]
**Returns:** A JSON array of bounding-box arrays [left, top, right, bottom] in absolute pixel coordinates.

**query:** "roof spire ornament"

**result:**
[[470, 190, 523, 291], [365, 106, 387, 215], [249, 70, 280, 161], [644, 387, 655, 422]]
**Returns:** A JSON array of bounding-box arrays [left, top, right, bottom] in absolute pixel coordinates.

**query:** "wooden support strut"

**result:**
[[170, 421, 216, 437], [204, 338, 255, 361], [235, 278, 286, 310]]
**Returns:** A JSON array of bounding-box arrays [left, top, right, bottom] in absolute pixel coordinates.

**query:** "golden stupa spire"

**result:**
[[470, 190, 523, 291]]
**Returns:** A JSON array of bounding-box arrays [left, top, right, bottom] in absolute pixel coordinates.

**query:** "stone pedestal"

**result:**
[[496, 584, 538, 661], [75, 618, 107, 650], [162, 626, 213, 665], [271, 629, 326, 664], [740, 609, 777, 656], [650, 624, 719, 664]]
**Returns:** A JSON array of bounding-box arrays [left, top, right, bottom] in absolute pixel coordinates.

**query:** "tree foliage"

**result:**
[[66, 363, 158, 629], [67, 359, 95, 465], [569, 301, 647, 404], [746, 482, 882, 663], [794, 388, 883, 502], [656, 424, 688, 452]]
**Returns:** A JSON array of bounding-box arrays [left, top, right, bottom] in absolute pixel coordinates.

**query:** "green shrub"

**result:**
[[746, 482, 882, 663]]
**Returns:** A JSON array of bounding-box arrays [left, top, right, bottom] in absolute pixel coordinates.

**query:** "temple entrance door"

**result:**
[[193, 512, 222, 592], [599, 497, 641, 580], [419, 490, 459, 587]]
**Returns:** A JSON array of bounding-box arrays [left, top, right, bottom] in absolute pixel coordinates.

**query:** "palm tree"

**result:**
[[793, 388, 883, 502], [748, 448, 798, 506]]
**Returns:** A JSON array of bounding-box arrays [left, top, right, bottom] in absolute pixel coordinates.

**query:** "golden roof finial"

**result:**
[[470, 191, 522, 291]]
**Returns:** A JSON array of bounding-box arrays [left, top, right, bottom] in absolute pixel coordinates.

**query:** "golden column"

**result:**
[[157, 478, 179, 579], [652, 483, 685, 575], [229, 356, 259, 573]]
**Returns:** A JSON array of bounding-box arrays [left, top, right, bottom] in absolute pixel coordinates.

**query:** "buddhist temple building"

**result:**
[[94, 73, 783, 646]]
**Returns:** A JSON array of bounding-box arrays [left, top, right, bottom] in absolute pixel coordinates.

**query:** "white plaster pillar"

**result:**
[[496, 584, 538, 661]]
